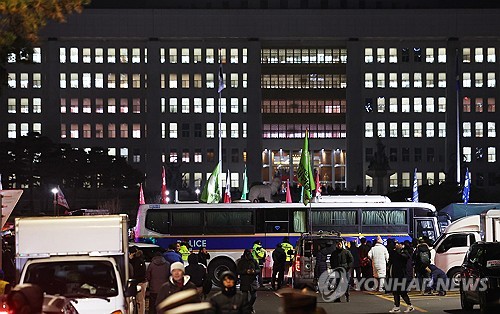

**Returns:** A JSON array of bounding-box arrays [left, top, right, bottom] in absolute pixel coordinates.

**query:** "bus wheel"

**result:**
[[208, 258, 236, 287]]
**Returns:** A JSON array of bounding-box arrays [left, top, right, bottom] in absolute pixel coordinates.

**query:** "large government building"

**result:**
[[2, 0, 499, 196]]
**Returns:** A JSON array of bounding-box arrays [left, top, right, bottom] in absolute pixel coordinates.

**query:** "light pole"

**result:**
[[51, 187, 58, 216]]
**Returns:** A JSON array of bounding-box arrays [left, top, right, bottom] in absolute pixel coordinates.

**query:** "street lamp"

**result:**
[[51, 187, 58, 216], [195, 188, 200, 201]]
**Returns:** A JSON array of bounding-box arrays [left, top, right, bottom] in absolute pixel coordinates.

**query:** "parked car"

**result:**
[[129, 242, 165, 268], [292, 231, 343, 289], [459, 241, 500, 313], [0, 292, 79, 314]]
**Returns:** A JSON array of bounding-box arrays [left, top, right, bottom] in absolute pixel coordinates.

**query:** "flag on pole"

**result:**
[[412, 168, 419, 202], [315, 171, 321, 198], [0, 174, 3, 190], [296, 130, 316, 205], [241, 165, 249, 200], [201, 162, 221, 203], [462, 168, 471, 204], [57, 186, 70, 209], [286, 179, 292, 203], [217, 63, 225, 93], [139, 183, 145, 205], [161, 166, 168, 204], [224, 169, 231, 203]]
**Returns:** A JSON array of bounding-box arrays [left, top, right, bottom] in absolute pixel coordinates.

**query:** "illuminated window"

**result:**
[[83, 124, 91, 138], [8, 73, 16, 88], [487, 47, 496, 63], [108, 73, 116, 88], [193, 48, 202, 63], [389, 48, 397, 63], [365, 122, 373, 137], [475, 47, 484, 63], [206, 123, 215, 138], [230, 48, 238, 63], [107, 48, 116, 63], [376, 48, 385, 63], [487, 73, 496, 87], [426, 122, 434, 137], [194, 74, 202, 88], [132, 124, 141, 138], [194, 98, 202, 113], [181, 48, 189, 63], [108, 98, 116, 113], [437, 48, 446, 63], [108, 124, 116, 138], [20, 98, 28, 113], [96, 99, 104, 113], [414, 122, 422, 137], [463, 48, 471, 63], [364, 73, 373, 88], [488, 147, 496, 162], [132, 99, 141, 113], [169, 98, 178, 113], [425, 48, 434, 63], [120, 99, 128, 113], [414, 73, 422, 88], [83, 98, 91, 113], [169, 74, 177, 88], [7, 98, 16, 113], [120, 123, 128, 138], [169, 123, 178, 138], [401, 122, 410, 137], [206, 98, 215, 113], [120, 73, 128, 88], [425, 73, 434, 88], [59, 48, 66, 63], [33, 73, 41, 88], [231, 123, 239, 138], [96, 124, 103, 138], [364, 48, 373, 63], [70, 47, 78, 63], [488, 122, 496, 137], [132, 48, 140, 63], [95, 48, 103, 63], [169, 48, 177, 63], [95, 73, 104, 88], [438, 122, 446, 137], [70, 124, 79, 138], [120, 48, 128, 63], [463, 147, 472, 162], [463, 73, 471, 88], [475, 72, 483, 88], [82, 73, 91, 88], [389, 73, 397, 88], [181, 74, 189, 88], [413, 97, 422, 113], [206, 48, 214, 63], [377, 122, 385, 137]]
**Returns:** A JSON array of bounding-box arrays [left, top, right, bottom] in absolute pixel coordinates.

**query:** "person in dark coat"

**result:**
[[348, 241, 361, 290], [314, 242, 334, 282], [358, 237, 373, 282], [388, 241, 414, 313], [330, 241, 353, 302], [209, 271, 251, 314], [156, 262, 199, 313], [129, 246, 147, 314], [185, 253, 208, 297], [271, 243, 286, 290], [164, 243, 183, 264], [198, 246, 211, 267], [427, 264, 447, 296], [146, 252, 170, 314], [236, 249, 259, 312], [412, 238, 431, 293]]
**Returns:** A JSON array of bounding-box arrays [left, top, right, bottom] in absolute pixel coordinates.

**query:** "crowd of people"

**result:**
[[312, 235, 447, 313]]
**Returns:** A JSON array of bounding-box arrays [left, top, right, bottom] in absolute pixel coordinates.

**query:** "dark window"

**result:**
[[365, 148, 374, 162], [206, 211, 254, 234], [414, 47, 422, 62], [476, 172, 484, 186], [436, 234, 468, 253], [389, 148, 398, 162], [222, 148, 227, 162], [145, 209, 170, 234], [362, 210, 406, 225], [181, 123, 189, 138], [207, 149, 215, 162], [312, 210, 357, 226], [231, 148, 239, 163], [171, 211, 203, 234], [488, 172, 497, 186], [475, 147, 483, 160], [402, 48, 410, 62], [402, 147, 410, 162], [365, 98, 373, 112], [427, 148, 435, 162], [414, 148, 422, 162], [194, 123, 202, 137]]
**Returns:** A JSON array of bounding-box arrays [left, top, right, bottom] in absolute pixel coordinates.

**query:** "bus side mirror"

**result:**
[[125, 279, 139, 297]]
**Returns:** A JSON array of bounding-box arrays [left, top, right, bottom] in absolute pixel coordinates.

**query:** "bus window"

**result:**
[[206, 211, 254, 234], [171, 211, 203, 234], [293, 211, 306, 233], [145, 210, 170, 234], [311, 210, 358, 234], [362, 210, 406, 225]]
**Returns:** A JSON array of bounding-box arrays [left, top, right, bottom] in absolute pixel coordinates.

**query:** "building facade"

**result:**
[[1, 0, 499, 196]]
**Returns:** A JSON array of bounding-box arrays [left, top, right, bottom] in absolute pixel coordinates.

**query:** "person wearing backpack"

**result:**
[[412, 238, 431, 294]]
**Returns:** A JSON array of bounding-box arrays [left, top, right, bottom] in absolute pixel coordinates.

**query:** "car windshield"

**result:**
[[24, 261, 118, 298]]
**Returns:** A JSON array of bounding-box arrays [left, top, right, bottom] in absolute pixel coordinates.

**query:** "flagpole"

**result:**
[[455, 49, 461, 183], [218, 50, 223, 180]]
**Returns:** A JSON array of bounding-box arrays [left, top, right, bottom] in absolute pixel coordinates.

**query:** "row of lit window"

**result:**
[[261, 74, 347, 89], [165, 148, 246, 167], [463, 147, 497, 163], [367, 172, 447, 189], [61, 123, 143, 139], [261, 48, 348, 64], [462, 122, 498, 138], [7, 73, 42, 89], [262, 124, 346, 139], [161, 48, 247, 64], [59, 47, 147, 64], [160, 73, 247, 89], [160, 97, 248, 114], [7, 123, 42, 138], [261, 99, 347, 114], [7, 98, 42, 114], [60, 98, 142, 114], [365, 122, 448, 138], [161, 122, 247, 139], [365, 47, 447, 64], [365, 97, 447, 113], [463, 97, 496, 113], [57, 73, 144, 89], [6, 48, 42, 63]]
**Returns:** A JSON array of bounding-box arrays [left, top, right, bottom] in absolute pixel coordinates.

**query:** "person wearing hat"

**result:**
[[251, 240, 266, 288], [147, 251, 170, 314], [368, 235, 389, 293], [237, 249, 260, 313], [208, 271, 250, 314], [156, 262, 199, 313], [280, 236, 294, 281]]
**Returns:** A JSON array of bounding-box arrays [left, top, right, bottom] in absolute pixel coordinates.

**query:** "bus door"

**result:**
[[413, 217, 439, 242], [263, 220, 289, 278]]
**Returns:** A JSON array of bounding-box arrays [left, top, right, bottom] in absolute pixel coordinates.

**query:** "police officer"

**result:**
[[252, 240, 266, 287], [280, 237, 294, 271], [179, 241, 191, 263]]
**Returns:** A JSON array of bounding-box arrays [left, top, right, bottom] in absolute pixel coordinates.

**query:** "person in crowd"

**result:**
[[209, 270, 251, 314], [6, 284, 44, 314], [179, 242, 191, 263], [271, 242, 286, 291], [237, 249, 260, 313], [348, 241, 361, 290], [330, 240, 354, 302], [388, 241, 415, 313], [412, 237, 432, 293], [129, 246, 147, 314], [185, 253, 208, 298], [155, 262, 199, 313], [146, 251, 170, 314], [280, 237, 294, 276], [0, 269, 12, 295], [198, 246, 211, 267], [314, 241, 334, 288], [403, 240, 414, 279], [358, 237, 372, 286], [427, 264, 447, 296], [164, 243, 183, 264], [368, 236, 389, 293], [251, 240, 266, 287]]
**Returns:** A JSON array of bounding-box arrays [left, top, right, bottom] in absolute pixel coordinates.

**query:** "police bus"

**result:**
[[133, 196, 439, 284]]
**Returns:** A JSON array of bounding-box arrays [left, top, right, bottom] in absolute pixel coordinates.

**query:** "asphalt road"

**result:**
[[253, 288, 487, 313]]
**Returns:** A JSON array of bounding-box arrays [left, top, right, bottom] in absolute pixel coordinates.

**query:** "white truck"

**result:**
[[15, 215, 138, 314], [431, 209, 500, 283]]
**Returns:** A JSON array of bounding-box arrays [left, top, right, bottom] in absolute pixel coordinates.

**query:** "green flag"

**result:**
[[296, 130, 315, 205], [200, 162, 221, 203], [241, 165, 249, 200]]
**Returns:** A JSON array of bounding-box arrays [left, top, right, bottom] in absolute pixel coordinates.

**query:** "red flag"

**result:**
[[57, 186, 70, 209], [139, 183, 145, 205], [224, 169, 231, 203], [161, 166, 168, 204], [315, 171, 321, 198], [286, 179, 292, 203]]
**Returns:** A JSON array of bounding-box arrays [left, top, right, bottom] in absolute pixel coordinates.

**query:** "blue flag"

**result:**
[[412, 168, 419, 202], [462, 168, 471, 204], [217, 63, 225, 93]]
